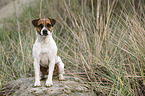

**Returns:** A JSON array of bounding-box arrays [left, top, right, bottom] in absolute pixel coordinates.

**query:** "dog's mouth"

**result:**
[[40, 33, 49, 37]]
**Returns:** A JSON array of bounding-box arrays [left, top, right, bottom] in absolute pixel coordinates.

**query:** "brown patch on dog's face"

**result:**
[[32, 18, 56, 35]]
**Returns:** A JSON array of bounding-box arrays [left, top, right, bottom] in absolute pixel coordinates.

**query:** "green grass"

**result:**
[[0, 0, 145, 95]]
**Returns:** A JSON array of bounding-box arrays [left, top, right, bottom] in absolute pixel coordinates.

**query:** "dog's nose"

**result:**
[[43, 29, 48, 36]]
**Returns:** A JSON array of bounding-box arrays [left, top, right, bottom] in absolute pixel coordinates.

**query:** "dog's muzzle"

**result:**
[[40, 28, 50, 36]]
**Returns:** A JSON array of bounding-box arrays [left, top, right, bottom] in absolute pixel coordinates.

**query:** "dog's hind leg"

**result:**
[[56, 56, 65, 81]]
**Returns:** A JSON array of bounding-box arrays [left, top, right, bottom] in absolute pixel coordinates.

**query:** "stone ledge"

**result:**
[[1, 76, 95, 96]]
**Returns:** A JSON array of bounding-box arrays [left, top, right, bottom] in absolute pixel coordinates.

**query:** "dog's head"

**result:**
[[32, 18, 56, 36]]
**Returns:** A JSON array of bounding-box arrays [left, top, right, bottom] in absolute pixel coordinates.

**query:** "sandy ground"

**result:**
[[0, 0, 36, 27], [0, 0, 15, 9]]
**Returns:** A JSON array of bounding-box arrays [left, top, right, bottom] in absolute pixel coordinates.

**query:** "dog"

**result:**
[[32, 18, 65, 87]]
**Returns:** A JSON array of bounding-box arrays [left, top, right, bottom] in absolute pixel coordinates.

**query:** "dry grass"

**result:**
[[0, 0, 145, 95]]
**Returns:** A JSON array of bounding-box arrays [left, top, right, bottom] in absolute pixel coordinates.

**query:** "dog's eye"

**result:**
[[47, 23, 51, 27], [38, 24, 43, 28]]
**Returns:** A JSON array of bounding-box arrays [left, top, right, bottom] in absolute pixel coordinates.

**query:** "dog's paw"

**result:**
[[59, 74, 66, 81], [34, 81, 41, 87], [45, 80, 53, 87], [59, 76, 66, 81]]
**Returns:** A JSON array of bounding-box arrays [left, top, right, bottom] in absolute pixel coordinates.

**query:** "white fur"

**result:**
[[33, 32, 65, 87]]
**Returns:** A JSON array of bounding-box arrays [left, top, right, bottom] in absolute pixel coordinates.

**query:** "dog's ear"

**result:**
[[32, 18, 40, 27], [48, 18, 56, 26]]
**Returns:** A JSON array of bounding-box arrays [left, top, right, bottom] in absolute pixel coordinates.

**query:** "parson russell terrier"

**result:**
[[32, 18, 65, 87]]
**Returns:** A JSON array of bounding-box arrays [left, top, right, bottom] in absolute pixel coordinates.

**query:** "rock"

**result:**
[[1, 76, 95, 96]]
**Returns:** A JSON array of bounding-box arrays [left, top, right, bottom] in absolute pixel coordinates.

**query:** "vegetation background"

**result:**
[[0, 0, 145, 95]]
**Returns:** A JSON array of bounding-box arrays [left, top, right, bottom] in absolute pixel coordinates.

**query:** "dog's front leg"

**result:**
[[45, 59, 55, 87], [34, 58, 41, 87]]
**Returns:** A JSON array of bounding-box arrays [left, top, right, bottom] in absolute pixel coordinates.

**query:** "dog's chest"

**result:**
[[40, 43, 50, 53], [33, 37, 57, 57], [34, 40, 57, 66], [39, 41, 56, 55]]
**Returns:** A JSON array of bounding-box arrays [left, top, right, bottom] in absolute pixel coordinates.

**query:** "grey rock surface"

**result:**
[[1, 76, 95, 96]]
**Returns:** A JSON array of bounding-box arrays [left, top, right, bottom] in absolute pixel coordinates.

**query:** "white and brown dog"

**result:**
[[32, 18, 65, 87]]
